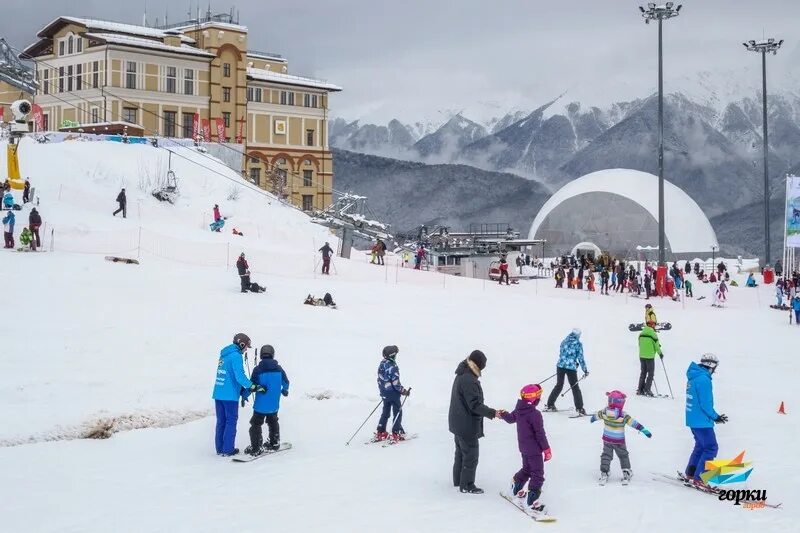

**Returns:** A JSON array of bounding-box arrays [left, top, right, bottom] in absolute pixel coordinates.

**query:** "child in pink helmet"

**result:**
[[500, 384, 552, 515], [590, 390, 652, 485]]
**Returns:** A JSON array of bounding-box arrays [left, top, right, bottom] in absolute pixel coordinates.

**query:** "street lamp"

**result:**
[[639, 3, 681, 267], [743, 38, 783, 269]]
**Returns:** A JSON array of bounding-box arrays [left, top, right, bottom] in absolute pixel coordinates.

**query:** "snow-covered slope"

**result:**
[[0, 139, 797, 532]]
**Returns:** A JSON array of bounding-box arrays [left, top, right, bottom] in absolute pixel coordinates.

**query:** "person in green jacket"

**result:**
[[637, 321, 663, 396]]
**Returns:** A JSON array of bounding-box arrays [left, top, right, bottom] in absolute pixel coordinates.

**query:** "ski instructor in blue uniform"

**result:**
[[212, 333, 265, 456], [684, 353, 727, 487]]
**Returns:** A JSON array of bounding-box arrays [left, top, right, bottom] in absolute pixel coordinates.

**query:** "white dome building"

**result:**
[[528, 169, 718, 258]]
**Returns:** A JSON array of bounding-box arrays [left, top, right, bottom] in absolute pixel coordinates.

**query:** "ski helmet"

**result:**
[[260, 345, 275, 358], [645, 303, 652, 309], [571, 328, 582, 338], [233, 333, 251, 351], [382, 345, 399, 360], [699, 353, 719, 373], [520, 384, 543, 403], [606, 390, 626, 409]]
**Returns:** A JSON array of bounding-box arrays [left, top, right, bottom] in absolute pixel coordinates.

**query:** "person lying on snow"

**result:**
[[304, 293, 336, 307]]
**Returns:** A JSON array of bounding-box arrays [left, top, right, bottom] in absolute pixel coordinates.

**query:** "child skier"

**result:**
[[243, 345, 290, 455], [685, 278, 693, 298], [374, 345, 410, 441], [644, 303, 657, 326], [591, 390, 652, 485], [501, 384, 551, 515], [712, 280, 728, 307]]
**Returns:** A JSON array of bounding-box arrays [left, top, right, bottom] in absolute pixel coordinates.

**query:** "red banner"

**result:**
[[215, 117, 225, 142], [31, 104, 44, 131], [0, 107, 4, 122], [236, 116, 244, 144], [201, 118, 210, 142], [192, 113, 200, 140]]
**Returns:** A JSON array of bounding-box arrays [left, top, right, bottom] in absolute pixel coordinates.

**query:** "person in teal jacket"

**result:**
[[793, 296, 800, 325], [212, 333, 264, 456], [684, 354, 727, 486]]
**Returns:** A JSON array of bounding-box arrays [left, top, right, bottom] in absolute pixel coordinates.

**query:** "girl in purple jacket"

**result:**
[[501, 384, 552, 514]]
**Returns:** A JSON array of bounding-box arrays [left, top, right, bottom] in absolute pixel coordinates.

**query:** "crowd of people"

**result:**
[[2, 179, 42, 251]]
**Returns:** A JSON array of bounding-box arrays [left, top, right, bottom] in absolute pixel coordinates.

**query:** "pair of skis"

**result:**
[[364, 433, 419, 448], [652, 472, 782, 509]]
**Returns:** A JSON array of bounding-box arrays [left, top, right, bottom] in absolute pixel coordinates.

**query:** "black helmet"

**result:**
[[382, 345, 399, 359], [260, 345, 275, 358], [233, 333, 251, 351]]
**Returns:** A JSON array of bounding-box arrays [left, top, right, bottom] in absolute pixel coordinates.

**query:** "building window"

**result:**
[[67, 65, 73, 91], [59, 41, 65, 56], [126, 61, 136, 89], [92, 61, 99, 88], [42, 114, 49, 131], [122, 107, 137, 124], [306, 129, 315, 146], [164, 111, 177, 137], [249, 167, 261, 186], [68, 36, 73, 54], [76, 64, 82, 90], [303, 169, 313, 187], [223, 62, 231, 77], [43, 70, 49, 94], [166, 66, 177, 93], [77, 38, 83, 53], [223, 87, 231, 102], [58, 67, 64, 92], [303, 94, 318, 108], [246, 87, 261, 102], [302, 195, 314, 212], [91, 108, 99, 123], [184, 69, 194, 95], [222, 112, 231, 128], [182, 113, 194, 138], [280, 91, 294, 105]]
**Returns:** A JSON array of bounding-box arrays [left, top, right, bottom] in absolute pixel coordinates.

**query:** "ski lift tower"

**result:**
[[1, 38, 37, 190], [310, 193, 392, 258]]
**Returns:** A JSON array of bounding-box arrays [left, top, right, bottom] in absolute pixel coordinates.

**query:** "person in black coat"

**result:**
[[113, 188, 127, 218], [236, 253, 250, 292], [319, 242, 333, 275], [28, 207, 42, 250], [23, 179, 31, 203], [448, 350, 500, 494]]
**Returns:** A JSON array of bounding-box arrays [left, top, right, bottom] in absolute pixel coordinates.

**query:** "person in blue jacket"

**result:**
[[212, 333, 265, 456], [793, 296, 800, 325], [544, 329, 589, 415], [2, 210, 15, 249], [684, 353, 727, 486], [374, 345, 410, 441], [243, 344, 290, 456]]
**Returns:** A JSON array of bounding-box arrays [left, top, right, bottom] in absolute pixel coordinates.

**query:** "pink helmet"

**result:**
[[520, 384, 543, 404], [606, 390, 626, 409]]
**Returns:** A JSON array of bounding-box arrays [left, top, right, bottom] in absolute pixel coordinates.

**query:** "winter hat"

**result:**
[[571, 328, 582, 338], [382, 345, 399, 359], [520, 384, 543, 404], [606, 390, 626, 409], [468, 350, 487, 370], [260, 345, 275, 359]]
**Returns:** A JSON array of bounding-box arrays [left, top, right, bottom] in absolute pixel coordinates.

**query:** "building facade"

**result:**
[[21, 14, 341, 210]]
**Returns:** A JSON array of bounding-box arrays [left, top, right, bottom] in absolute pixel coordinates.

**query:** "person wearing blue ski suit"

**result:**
[[375, 345, 410, 440], [242, 344, 290, 455], [685, 354, 727, 483], [545, 329, 588, 414], [793, 296, 800, 325], [211, 334, 264, 456]]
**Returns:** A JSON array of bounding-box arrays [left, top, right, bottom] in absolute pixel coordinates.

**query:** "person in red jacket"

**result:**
[[213, 204, 221, 222], [499, 255, 510, 285]]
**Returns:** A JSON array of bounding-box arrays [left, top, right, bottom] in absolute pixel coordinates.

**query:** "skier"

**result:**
[[712, 280, 728, 307], [2, 210, 15, 249], [684, 354, 727, 488], [643, 272, 652, 299], [374, 345, 410, 441], [236, 253, 251, 293], [376, 238, 386, 266], [319, 241, 333, 274], [644, 303, 657, 326], [113, 188, 127, 218], [591, 390, 652, 485], [28, 208, 41, 251], [22, 178, 30, 203], [211, 333, 265, 456], [544, 329, 588, 415], [243, 345, 289, 455], [600, 268, 609, 295], [499, 255, 510, 285], [637, 322, 663, 396], [414, 244, 425, 270], [501, 384, 551, 515], [793, 295, 800, 325], [449, 350, 500, 494]]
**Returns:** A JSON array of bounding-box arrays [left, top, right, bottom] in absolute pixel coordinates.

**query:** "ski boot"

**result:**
[[459, 484, 484, 494], [543, 404, 557, 412], [373, 431, 389, 442], [243, 444, 263, 456], [267, 440, 281, 452], [390, 432, 406, 442], [622, 469, 633, 485], [510, 480, 525, 499], [598, 472, 609, 486], [219, 448, 240, 457], [576, 408, 587, 416], [526, 489, 546, 515]]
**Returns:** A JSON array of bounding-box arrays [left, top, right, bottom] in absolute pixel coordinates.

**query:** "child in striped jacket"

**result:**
[[590, 390, 652, 485]]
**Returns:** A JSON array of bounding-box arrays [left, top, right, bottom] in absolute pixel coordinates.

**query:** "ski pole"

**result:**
[[660, 357, 674, 399], [345, 399, 383, 446], [560, 373, 588, 398], [390, 387, 412, 428], [538, 373, 557, 385]]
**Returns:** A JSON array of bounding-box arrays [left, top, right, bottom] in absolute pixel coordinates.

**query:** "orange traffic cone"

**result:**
[[778, 401, 787, 414]]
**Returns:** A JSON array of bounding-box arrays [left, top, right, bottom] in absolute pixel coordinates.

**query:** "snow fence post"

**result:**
[[58, 185, 63, 201], [395, 259, 399, 285], [137, 227, 142, 259], [226, 242, 230, 270], [50, 227, 54, 252]]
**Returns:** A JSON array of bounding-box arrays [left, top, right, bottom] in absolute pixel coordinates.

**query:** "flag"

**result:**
[[215, 117, 225, 142], [32, 104, 44, 131], [202, 118, 210, 142]]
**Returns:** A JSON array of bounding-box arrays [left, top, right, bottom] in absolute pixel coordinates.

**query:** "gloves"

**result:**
[[582, 371, 589, 378], [401, 388, 411, 397], [659, 352, 664, 359], [281, 389, 289, 397], [715, 414, 728, 424], [250, 384, 266, 393], [543, 448, 552, 462], [641, 428, 652, 438]]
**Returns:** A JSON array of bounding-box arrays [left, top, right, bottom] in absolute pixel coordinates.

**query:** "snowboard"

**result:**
[[232, 442, 292, 462], [500, 492, 557, 522], [628, 322, 672, 332], [105, 256, 139, 265], [770, 305, 790, 311], [635, 392, 671, 399]]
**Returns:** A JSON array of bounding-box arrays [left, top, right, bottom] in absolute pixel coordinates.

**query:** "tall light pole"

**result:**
[[743, 38, 783, 269], [639, 2, 681, 267]]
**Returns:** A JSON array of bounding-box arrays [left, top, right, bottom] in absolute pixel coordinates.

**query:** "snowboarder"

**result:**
[[554, 267, 564, 288], [304, 293, 336, 307], [374, 345, 410, 442], [236, 253, 250, 293], [319, 241, 333, 274], [22, 179, 30, 204], [684, 354, 727, 488], [544, 329, 588, 415], [28, 208, 41, 251], [211, 333, 265, 456], [2, 190, 14, 210], [2, 210, 15, 249], [449, 350, 500, 494], [644, 303, 657, 325], [243, 345, 289, 455], [776, 282, 784, 307], [745, 273, 757, 287], [19, 226, 33, 250], [637, 322, 663, 396], [113, 188, 127, 218], [591, 390, 652, 485], [685, 279, 693, 298], [501, 384, 551, 514], [499, 255, 510, 285]]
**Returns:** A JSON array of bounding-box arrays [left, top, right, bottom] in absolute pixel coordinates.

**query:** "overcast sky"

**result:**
[[5, 0, 800, 123]]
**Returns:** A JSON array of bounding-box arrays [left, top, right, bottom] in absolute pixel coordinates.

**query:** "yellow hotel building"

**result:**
[[22, 13, 341, 211]]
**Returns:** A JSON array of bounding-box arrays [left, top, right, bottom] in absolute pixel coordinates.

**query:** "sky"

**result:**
[[5, 0, 800, 124]]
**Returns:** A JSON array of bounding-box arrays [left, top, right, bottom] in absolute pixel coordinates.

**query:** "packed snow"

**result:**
[[0, 139, 797, 532]]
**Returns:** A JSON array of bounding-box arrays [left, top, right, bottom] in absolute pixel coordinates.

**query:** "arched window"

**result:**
[[68, 35, 73, 54]]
